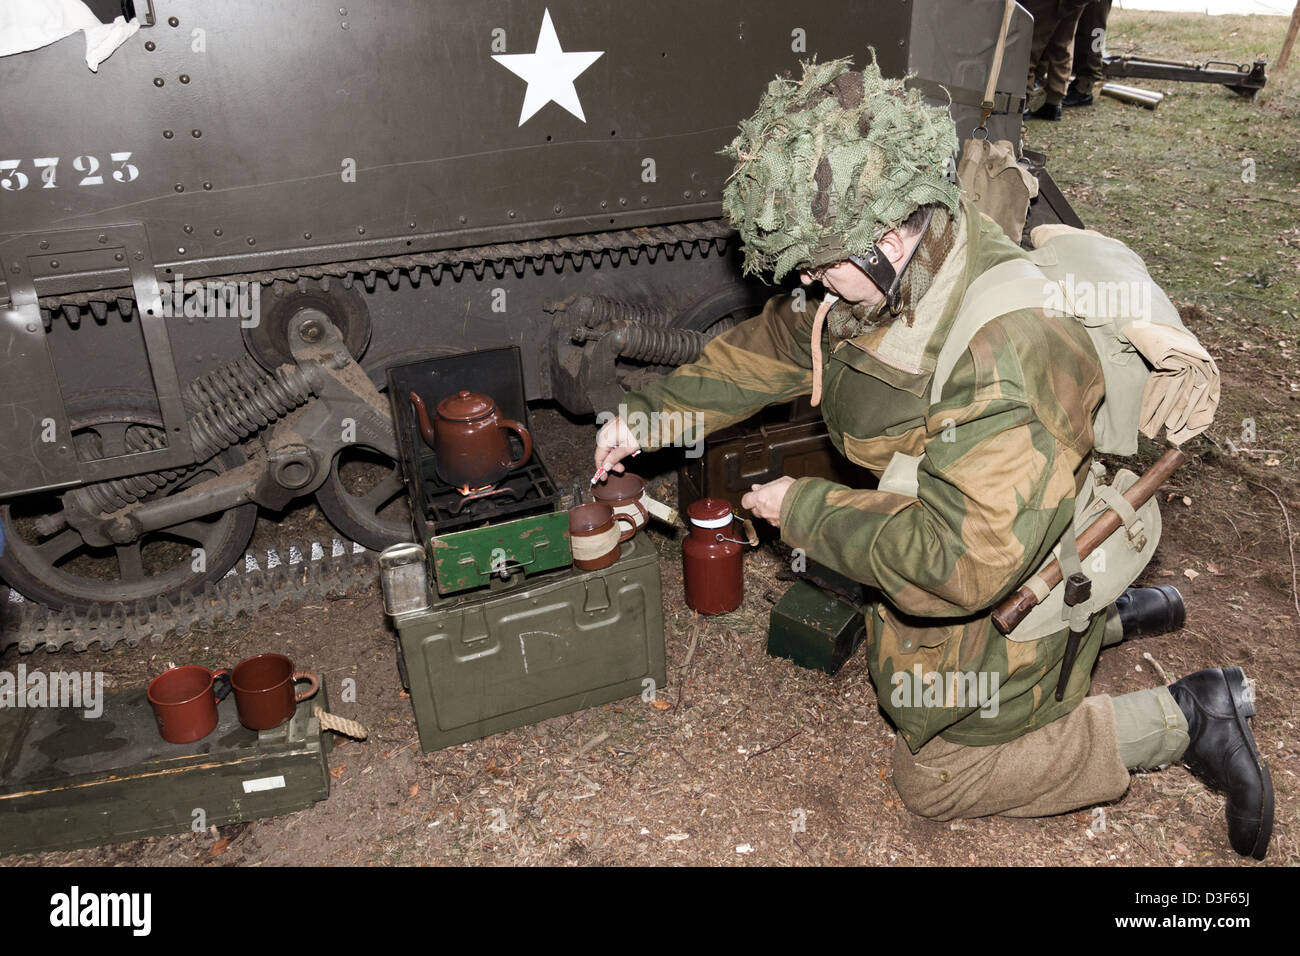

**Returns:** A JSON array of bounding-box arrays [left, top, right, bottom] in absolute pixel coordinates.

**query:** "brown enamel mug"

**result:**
[[147, 665, 231, 744], [568, 502, 636, 572], [591, 472, 649, 532], [231, 654, 320, 731]]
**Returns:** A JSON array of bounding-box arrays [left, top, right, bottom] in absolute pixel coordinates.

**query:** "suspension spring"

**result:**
[[67, 357, 315, 516], [550, 294, 676, 329], [617, 323, 710, 366]]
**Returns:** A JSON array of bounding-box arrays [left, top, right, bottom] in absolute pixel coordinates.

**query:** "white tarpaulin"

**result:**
[[0, 0, 139, 71]]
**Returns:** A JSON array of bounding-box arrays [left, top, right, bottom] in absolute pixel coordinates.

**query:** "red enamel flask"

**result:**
[[683, 497, 745, 614]]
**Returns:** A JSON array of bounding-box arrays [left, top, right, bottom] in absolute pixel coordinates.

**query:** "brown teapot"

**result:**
[[410, 390, 532, 489]]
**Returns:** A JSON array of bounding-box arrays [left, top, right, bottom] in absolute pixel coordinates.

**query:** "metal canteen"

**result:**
[[410, 390, 532, 488]]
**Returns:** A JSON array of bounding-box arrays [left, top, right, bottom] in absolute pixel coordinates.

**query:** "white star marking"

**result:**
[[492, 8, 604, 126]]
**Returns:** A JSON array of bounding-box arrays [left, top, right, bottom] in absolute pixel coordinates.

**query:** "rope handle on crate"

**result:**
[[313, 706, 369, 740]]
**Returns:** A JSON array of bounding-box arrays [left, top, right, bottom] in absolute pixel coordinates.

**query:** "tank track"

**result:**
[[1, 537, 379, 655], [3, 221, 735, 653], [30, 220, 735, 317]]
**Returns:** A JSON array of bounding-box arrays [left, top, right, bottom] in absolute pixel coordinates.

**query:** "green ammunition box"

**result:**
[[0, 684, 331, 857], [396, 534, 666, 752], [767, 578, 867, 675], [679, 398, 873, 515]]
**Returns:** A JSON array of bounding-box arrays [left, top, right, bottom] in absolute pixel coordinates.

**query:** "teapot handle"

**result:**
[[501, 419, 533, 469]]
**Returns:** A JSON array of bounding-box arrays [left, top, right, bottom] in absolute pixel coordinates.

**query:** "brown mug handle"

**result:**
[[613, 512, 637, 543], [292, 670, 320, 703], [500, 419, 532, 469], [628, 498, 649, 526], [211, 667, 232, 704]]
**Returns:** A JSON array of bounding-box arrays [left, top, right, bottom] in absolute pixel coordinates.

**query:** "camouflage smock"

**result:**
[[620, 199, 1109, 751]]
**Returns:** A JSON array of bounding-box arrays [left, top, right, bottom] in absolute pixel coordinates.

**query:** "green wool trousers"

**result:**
[[892, 683, 1189, 820]]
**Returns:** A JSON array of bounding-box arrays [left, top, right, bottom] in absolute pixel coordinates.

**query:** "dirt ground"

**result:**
[[3, 10, 1297, 867]]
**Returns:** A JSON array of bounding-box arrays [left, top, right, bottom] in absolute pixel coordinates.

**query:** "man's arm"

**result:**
[[616, 292, 818, 451], [778, 344, 1088, 619]]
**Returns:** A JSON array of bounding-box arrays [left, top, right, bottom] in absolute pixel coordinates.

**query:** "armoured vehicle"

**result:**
[[0, 0, 1071, 646]]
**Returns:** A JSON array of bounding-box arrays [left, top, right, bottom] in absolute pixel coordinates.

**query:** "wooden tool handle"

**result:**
[[991, 447, 1186, 635]]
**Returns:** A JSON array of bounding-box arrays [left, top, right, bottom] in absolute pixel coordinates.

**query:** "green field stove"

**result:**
[[381, 348, 667, 752]]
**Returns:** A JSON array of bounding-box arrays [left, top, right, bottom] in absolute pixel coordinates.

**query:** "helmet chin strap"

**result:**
[[847, 207, 934, 316]]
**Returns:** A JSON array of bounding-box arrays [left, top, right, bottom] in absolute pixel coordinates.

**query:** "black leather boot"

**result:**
[[1116, 585, 1185, 638], [1024, 102, 1062, 121], [1062, 84, 1094, 108], [1168, 667, 1273, 860]]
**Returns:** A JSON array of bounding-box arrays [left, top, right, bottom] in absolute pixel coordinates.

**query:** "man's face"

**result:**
[[799, 260, 885, 306], [797, 228, 910, 306]]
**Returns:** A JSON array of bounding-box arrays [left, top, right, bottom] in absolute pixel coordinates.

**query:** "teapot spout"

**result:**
[[409, 392, 437, 449]]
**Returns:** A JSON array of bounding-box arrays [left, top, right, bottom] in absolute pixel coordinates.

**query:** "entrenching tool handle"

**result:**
[[991, 447, 1187, 635]]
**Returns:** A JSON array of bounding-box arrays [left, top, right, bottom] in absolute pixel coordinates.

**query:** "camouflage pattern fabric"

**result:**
[[721, 56, 960, 281], [621, 199, 1108, 752]]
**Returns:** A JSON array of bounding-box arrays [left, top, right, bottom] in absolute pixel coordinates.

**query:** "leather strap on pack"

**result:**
[[979, 0, 1018, 130]]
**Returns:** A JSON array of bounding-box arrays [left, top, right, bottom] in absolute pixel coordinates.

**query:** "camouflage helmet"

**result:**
[[721, 54, 960, 282]]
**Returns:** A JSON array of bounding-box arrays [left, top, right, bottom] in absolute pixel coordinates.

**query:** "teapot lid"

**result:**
[[436, 390, 494, 421]]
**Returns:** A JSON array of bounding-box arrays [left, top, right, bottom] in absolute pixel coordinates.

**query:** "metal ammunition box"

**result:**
[[767, 562, 868, 675], [679, 399, 874, 514], [0, 684, 331, 857], [396, 534, 666, 752]]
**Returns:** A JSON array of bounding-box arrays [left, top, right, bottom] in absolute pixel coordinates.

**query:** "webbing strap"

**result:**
[[1093, 482, 1147, 550], [979, 0, 1018, 128], [931, 258, 1075, 404], [1057, 522, 1093, 631]]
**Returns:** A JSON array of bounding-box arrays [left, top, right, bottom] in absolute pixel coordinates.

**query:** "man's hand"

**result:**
[[741, 476, 795, 527], [593, 416, 641, 478]]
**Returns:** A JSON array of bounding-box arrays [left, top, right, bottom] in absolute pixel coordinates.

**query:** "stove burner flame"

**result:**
[[456, 483, 497, 497]]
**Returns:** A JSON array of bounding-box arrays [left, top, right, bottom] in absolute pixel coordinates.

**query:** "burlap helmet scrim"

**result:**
[[722, 55, 961, 282]]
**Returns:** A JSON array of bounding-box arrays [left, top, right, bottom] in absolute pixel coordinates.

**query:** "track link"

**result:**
[[2, 538, 378, 654], [30, 221, 736, 318]]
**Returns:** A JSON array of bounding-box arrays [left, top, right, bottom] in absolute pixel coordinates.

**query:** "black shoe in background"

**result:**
[[1168, 667, 1273, 860], [1062, 85, 1094, 108], [1116, 585, 1184, 638], [1025, 102, 1062, 121]]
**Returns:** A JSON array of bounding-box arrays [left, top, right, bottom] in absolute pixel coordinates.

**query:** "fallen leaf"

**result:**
[[664, 832, 690, 842], [1158, 569, 1176, 577], [329, 764, 346, 779], [209, 837, 230, 857], [1183, 569, 1200, 581], [409, 783, 420, 798], [651, 699, 671, 710], [1173, 842, 1190, 856], [1182, 496, 1193, 507]]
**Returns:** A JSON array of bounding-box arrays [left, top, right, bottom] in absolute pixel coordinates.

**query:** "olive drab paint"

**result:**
[[0, 0, 1045, 500]]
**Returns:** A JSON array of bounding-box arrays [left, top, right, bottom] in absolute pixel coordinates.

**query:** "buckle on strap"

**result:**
[[1092, 482, 1147, 551]]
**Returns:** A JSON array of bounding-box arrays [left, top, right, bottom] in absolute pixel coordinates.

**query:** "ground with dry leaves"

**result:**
[[2, 9, 1296, 867]]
